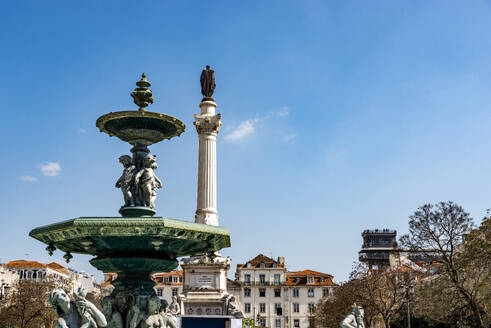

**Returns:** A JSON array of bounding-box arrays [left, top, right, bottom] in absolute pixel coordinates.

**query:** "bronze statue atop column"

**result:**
[[200, 65, 216, 100]]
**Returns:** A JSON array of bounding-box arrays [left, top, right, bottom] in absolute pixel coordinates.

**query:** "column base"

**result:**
[[195, 210, 218, 226]]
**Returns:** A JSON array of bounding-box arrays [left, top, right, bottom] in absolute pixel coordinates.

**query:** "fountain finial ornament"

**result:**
[[200, 65, 216, 100], [131, 73, 154, 111]]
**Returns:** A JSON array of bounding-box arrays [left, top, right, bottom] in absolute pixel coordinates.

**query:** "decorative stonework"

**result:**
[[193, 113, 222, 135], [181, 253, 231, 266], [130, 73, 154, 111]]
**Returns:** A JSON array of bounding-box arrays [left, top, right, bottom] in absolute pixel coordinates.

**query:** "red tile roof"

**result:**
[[152, 270, 183, 277], [152, 270, 183, 285], [236, 254, 285, 269], [46, 262, 69, 275], [287, 270, 333, 277], [101, 273, 117, 287], [285, 270, 337, 286], [6, 260, 46, 269]]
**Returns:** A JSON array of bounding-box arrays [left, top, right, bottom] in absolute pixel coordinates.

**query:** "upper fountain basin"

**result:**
[[96, 110, 185, 146]]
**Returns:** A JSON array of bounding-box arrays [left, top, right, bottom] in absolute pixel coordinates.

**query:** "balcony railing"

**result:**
[[359, 252, 390, 260], [241, 281, 283, 286]]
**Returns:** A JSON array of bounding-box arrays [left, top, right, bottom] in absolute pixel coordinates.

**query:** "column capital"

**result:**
[[194, 113, 222, 135]]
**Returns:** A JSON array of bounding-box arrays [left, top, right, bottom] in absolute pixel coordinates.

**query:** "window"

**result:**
[[274, 274, 280, 285], [293, 288, 299, 297], [259, 303, 266, 313], [294, 319, 300, 327], [260, 263, 265, 268], [275, 319, 281, 328], [259, 288, 266, 297], [308, 288, 314, 297], [259, 319, 266, 327], [246, 263, 251, 268], [275, 303, 282, 316], [319, 277, 325, 283], [32, 271, 37, 279], [244, 274, 251, 284], [27, 271, 32, 279], [164, 277, 169, 283], [323, 288, 329, 297], [295, 278, 301, 283], [244, 288, 251, 297], [172, 288, 178, 297], [308, 303, 315, 313], [307, 276, 314, 284], [157, 288, 163, 296], [274, 288, 281, 297], [172, 276, 179, 283], [244, 303, 251, 313], [293, 303, 299, 313], [259, 274, 265, 284]]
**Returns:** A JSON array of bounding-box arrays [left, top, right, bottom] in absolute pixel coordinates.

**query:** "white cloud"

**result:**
[[274, 107, 289, 117], [224, 107, 290, 142], [38, 162, 61, 177], [284, 134, 296, 141], [77, 128, 88, 134], [19, 175, 37, 182], [224, 119, 257, 141]]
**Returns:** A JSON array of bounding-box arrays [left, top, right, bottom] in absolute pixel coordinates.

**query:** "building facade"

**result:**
[[0, 264, 17, 299], [229, 254, 337, 328], [2, 260, 98, 296], [152, 270, 184, 303]]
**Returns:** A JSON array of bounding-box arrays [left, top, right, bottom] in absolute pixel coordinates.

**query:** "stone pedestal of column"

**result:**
[[179, 256, 230, 316], [194, 99, 222, 226]]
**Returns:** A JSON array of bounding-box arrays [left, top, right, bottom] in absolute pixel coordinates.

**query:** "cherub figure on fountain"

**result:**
[[74, 286, 99, 328], [115, 155, 136, 207], [49, 288, 107, 328], [134, 155, 162, 208], [102, 296, 123, 328], [129, 296, 166, 328], [340, 304, 365, 328]]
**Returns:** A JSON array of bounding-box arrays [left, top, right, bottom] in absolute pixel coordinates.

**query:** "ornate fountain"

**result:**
[[29, 73, 230, 328]]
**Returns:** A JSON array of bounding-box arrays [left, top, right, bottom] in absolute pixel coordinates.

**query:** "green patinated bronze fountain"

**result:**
[[29, 73, 230, 328]]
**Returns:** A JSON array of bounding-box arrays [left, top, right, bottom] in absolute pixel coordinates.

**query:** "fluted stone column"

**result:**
[[194, 99, 222, 226]]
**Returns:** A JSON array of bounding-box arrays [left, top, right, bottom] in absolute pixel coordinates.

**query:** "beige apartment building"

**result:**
[[229, 254, 337, 328]]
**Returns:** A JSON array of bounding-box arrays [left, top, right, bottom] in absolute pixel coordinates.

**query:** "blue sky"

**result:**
[[1, 1, 490, 282]]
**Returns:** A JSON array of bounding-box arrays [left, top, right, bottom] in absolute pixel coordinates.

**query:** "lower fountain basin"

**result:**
[[29, 217, 230, 259]]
